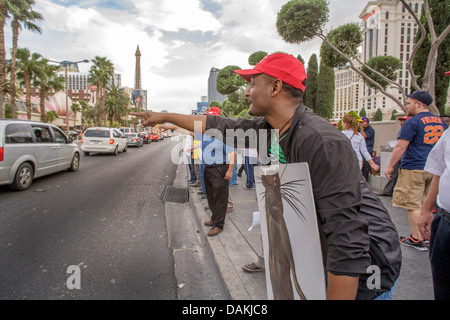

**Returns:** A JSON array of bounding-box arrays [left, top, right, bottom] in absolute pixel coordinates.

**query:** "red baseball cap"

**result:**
[[235, 53, 307, 91], [203, 106, 221, 116]]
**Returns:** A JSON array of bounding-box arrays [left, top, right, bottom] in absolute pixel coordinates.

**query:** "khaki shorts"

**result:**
[[393, 169, 433, 211]]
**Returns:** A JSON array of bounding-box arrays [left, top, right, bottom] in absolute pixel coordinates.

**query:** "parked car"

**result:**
[[0, 119, 80, 191], [119, 127, 135, 134], [126, 133, 144, 147], [80, 127, 127, 156], [150, 134, 159, 142], [139, 132, 151, 144]]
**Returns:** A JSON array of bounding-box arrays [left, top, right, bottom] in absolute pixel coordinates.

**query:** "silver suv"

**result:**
[[0, 119, 81, 191]]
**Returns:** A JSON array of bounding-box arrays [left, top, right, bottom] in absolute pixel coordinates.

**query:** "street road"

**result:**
[[0, 138, 179, 299]]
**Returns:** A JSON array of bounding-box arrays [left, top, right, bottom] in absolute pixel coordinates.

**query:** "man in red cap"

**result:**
[[131, 53, 400, 300], [204, 106, 221, 116]]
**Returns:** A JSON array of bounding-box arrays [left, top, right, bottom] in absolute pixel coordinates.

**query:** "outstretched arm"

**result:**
[[130, 111, 207, 133]]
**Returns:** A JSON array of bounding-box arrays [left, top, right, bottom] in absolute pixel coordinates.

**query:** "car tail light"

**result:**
[[80, 138, 83, 144], [110, 139, 114, 144], [0, 147, 3, 162]]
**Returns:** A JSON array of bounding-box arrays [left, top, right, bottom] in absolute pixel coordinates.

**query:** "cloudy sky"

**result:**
[[5, 0, 368, 114]]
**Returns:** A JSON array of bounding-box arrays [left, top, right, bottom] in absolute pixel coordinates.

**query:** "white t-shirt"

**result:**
[[341, 129, 372, 163], [424, 129, 450, 212]]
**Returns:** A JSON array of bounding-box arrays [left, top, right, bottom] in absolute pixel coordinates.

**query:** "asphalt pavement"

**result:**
[[178, 163, 435, 300]]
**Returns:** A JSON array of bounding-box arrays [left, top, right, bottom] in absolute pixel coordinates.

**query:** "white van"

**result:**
[[0, 119, 81, 191], [80, 127, 127, 156]]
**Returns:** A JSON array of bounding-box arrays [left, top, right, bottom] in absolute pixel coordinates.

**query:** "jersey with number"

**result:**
[[398, 112, 448, 170]]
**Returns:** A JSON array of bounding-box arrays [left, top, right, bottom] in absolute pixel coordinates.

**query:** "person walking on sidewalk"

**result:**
[[131, 53, 401, 300], [183, 133, 197, 184], [162, 108, 236, 236], [341, 114, 379, 171], [359, 117, 375, 180], [419, 127, 450, 299], [385, 90, 448, 251], [382, 116, 410, 196]]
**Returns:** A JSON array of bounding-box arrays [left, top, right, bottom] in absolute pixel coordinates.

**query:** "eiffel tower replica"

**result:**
[[132, 45, 147, 110], [135, 45, 142, 90]]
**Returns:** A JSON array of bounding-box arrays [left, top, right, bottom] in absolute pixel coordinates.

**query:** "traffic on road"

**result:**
[[0, 126, 179, 299]]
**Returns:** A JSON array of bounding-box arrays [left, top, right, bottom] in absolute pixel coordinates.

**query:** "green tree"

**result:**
[[89, 56, 114, 126], [9, 0, 42, 118], [216, 65, 246, 95], [373, 108, 383, 121], [276, 0, 450, 115], [78, 100, 92, 130], [209, 100, 222, 108], [1, 0, 27, 118], [71, 102, 81, 130], [15, 48, 42, 119], [276, 0, 329, 44], [390, 109, 398, 120], [361, 56, 403, 91], [303, 53, 318, 111], [46, 110, 58, 124], [216, 65, 249, 117], [33, 58, 64, 123], [105, 84, 129, 127], [359, 108, 367, 118], [248, 51, 267, 66], [320, 23, 362, 69], [315, 60, 334, 119], [412, 0, 450, 114]]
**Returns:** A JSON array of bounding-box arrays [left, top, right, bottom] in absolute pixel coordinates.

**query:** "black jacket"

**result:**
[[206, 104, 401, 299]]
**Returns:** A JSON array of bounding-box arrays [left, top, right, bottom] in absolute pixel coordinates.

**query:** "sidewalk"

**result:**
[[186, 167, 434, 300]]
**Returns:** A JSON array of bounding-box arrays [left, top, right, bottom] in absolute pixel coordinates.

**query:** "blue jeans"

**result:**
[[200, 163, 205, 193], [230, 162, 238, 186], [373, 279, 398, 300], [188, 157, 196, 183], [243, 156, 256, 188]]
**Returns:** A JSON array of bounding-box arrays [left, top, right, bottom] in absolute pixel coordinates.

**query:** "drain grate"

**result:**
[[160, 186, 189, 203]]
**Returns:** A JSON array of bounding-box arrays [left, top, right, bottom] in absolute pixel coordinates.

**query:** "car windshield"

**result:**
[[84, 130, 110, 138], [128, 133, 138, 138]]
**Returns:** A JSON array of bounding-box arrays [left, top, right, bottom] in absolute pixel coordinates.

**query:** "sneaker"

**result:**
[[399, 235, 428, 251], [244, 186, 254, 190], [243, 262, 265, 273]]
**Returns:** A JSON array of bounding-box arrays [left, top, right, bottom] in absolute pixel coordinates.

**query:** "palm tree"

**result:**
[[105, 84, 129, 127], [9, 0, 42, 118], [46, 110, 58, 124], [88, 56, 114, 126], [71, 102, 81, 130], [0, 0, 27, 118], [78, 100, 91, 130], [33, 58, 64, 122], [15, 48, 42, 119]]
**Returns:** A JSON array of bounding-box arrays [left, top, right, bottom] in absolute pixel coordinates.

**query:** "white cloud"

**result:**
[[6, 0, 367, 115]]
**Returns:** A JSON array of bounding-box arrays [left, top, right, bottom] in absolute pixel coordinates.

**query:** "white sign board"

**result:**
[[255, 163, 326, 300]]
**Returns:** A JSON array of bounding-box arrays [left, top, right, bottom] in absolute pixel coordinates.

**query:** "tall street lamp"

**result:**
[[49, 59, 89, 136]]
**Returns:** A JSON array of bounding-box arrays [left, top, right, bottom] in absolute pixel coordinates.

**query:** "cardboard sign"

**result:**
[[255, 163, 326, 300]]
